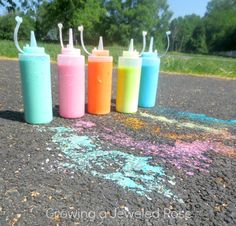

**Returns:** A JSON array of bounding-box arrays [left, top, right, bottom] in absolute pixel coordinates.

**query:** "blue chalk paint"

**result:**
[[49, 126, 182, 202], [156, 107, 236, 125]]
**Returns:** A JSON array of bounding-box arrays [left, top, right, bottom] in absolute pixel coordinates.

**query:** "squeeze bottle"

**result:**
[[116, 39, 142, 113], [78, 26, 113, 115], [57, 24, 85, 118], [14, 16, 53, 124], [138, 31, 171, 108]]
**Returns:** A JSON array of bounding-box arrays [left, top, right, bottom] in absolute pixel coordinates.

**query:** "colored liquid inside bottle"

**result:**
[[57, 27, 85, 118], [19, 55, 52, 124], [138, 53, 160, 108], [116, 40, 142, 114], [116, 66, 141, 113], [88, 56, 113, 115], [58, 59, 85, 118]]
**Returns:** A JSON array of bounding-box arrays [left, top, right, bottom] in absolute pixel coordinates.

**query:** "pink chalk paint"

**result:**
[[73, 119, 236, 176]]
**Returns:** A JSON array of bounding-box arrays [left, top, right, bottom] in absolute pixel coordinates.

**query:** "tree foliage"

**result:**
[[101, 0, 172, 46], [170, 14, 202, 52], [0, 12, 35, 40], [204, 0, 236, 51], [0, 0, 235, 53]]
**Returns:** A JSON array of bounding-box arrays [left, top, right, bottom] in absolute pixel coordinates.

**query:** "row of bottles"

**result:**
[[14, 16, 171, 124]]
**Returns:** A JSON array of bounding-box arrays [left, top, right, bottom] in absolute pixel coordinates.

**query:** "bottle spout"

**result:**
[[149, 37, 154, 53], [128, 39, 134, 52], [78, 25, 91, 55], [98, 36, 104, 50], [14, 16, 24, 53], [160, 30, 171, 58], [139, 31, 147, 56], [30, 31, 37, 47], [58, 23, 64, 48], [68, 28, 73, 48]]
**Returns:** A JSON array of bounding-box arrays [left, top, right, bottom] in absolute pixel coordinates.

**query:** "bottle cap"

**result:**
[[78, 25, 110, 57], [141, 31, 171, 58], [122, 39, 139, 58], [141, 37, 157, 57], [14, 16, 45, 55], [91, 36, 109, 56], [58, 23, 81, 55]]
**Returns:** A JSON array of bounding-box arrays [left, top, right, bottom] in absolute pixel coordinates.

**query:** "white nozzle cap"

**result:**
[[14, 16, 24, 53], [30, 31, 37, 47], [149, 37, 154, 53], [58, 23, 64, 48], [139, 31, 147, 55], [98, 36, 104, 50], [68, 28, 73, 48], [129, 39, 134, 52], [159, 30, 171, 58], [78, 25, 91, 55]]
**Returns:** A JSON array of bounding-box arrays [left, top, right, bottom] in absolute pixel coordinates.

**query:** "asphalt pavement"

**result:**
[[0, 60, 236, 225]]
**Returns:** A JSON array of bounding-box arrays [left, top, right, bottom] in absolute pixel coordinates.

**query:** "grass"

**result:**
[[1, 39, 236, 78]]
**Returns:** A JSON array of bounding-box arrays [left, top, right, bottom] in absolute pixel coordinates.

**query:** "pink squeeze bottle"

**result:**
[[57, 24, 85, 118]]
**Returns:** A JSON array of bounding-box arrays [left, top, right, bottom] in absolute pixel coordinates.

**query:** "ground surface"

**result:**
[[0, 60, 236, 226]]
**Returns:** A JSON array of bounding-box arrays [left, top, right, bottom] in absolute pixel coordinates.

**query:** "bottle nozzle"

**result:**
[[68, 28, 73, 48], [14, 16, 24, 53], [30, 31, 37, 47], [160, 30, 171, 58], [78, 25, 91, 55], [129, 39, 134, 52], [98, 36, 104, 50], [58, 23, 64, 48], [149, 37, 154, 53], [139, 31, 147, 56]]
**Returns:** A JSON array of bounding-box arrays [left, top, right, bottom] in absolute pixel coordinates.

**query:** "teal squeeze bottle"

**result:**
[[14, 16, 53, 124], [139, 31, 171, 108]]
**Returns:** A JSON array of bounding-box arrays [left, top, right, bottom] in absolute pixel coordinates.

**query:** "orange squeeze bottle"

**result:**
[[78, 26, 113, 115]]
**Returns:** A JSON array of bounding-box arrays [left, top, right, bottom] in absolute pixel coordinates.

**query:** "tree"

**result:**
[[101, 0, 172, 47], [36, 0, 105, 42], [186, 22, 207, 53], [170, 14, 202, 52], [0, 0, 17, 12], [0, 12, 35, 40], [204, 0, 236, 51]]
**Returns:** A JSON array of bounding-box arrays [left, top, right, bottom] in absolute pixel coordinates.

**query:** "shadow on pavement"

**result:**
[[0, 110, 24, 122]]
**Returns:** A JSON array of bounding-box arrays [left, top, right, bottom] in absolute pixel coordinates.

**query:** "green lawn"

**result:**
[[1, 39, 236, 78]]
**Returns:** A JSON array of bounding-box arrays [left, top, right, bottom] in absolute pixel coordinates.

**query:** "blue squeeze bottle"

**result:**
[[138, 31, 171, 108], [14, 16, 53, 124]]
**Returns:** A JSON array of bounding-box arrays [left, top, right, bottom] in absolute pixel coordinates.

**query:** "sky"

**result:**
[[168, 0, 211, 19]]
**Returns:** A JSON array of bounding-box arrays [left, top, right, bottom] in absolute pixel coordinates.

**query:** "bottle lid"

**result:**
[[91, 36, 109, 56], [78, 25, 110, 57], [122, 39, 139, 58], [14, 16, 45, 55], [142, 37, 158, 57], [141, 31, 171, 58], [58, 23, 81, 55]]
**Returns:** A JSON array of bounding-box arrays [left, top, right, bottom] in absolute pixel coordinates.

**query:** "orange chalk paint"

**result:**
[[88, 60, 113, 114]]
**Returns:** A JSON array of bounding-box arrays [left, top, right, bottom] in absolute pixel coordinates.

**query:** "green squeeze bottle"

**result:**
[[116, 32, 147, 113], [14, 17, 53, 124]]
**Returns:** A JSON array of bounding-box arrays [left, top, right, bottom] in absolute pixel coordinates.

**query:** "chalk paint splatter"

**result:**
[[74, 118, 235, 176], [140, 112, 221, 134], [139, 112, 236, 140], [48, 126, 182, 202], [99, 130, 213, 175], [155, 107, 236, 125]]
